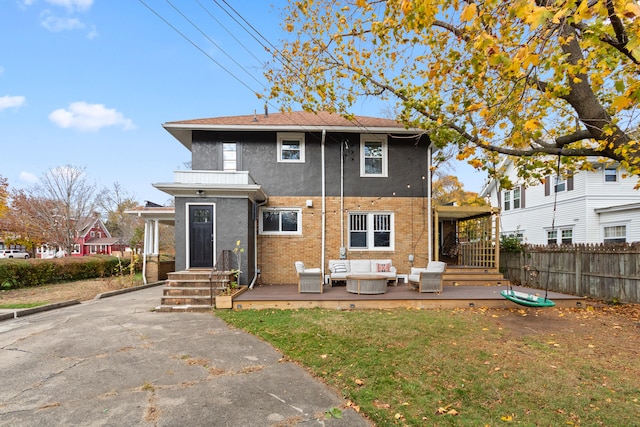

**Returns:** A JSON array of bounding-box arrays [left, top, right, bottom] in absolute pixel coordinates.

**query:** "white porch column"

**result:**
[[153, 219, 160, 255], [143, 221, 149, 255]]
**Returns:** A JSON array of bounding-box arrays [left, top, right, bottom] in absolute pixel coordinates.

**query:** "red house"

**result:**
[[71, 216, 126, 257]]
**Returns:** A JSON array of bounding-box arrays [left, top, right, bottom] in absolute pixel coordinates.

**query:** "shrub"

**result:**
[[500, 233, 524, 253], [0, 256, 136, 290]]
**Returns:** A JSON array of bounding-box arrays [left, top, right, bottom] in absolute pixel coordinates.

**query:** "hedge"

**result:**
[[0, 256, 138, 290]]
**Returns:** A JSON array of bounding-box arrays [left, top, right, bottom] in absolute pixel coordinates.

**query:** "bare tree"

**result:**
[[31, 165, 97, 256], [96, 182, 142, 246]]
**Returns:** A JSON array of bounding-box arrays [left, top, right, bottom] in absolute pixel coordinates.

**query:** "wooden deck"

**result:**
[[232, 282, 584, 310]]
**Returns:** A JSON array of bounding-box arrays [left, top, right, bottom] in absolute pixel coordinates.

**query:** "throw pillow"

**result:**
[[376, 263, 391, 272], [333, 263, 348, 273]]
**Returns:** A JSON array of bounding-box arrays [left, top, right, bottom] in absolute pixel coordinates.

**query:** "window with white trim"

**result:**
[[360, 135, 388, 177], [503, 191, 511, 211], [554, 175, 566, 192], [604, 167, 618, 183], [223, 143, 237, 171], [547, 228, 573, 245], [277, 133, 305, 163], [72, 244, 81, 254], [348, 212, 394, 250], [259, 208, 302, 235], [513, 187, 521, 209], [603, 224, 627, 244]]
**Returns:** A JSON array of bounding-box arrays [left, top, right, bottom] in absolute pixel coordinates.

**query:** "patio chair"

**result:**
[[294, 261, 323, 293], [408, 261, 446, 294]]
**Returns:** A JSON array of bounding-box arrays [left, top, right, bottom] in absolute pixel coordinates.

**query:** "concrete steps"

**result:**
[[158, 270, 234, 312]]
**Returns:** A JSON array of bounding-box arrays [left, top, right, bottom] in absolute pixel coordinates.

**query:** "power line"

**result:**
[[166, 0, 265, 90], [139, 0, 389, 137], [195, 0, 263, 64], [138, 0, 261, 97]]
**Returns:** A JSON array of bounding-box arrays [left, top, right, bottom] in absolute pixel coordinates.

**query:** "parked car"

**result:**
[[0, 249, 30, 259]]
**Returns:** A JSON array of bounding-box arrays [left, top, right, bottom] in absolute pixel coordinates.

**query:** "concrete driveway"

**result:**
[[0, 286, 371, 426]]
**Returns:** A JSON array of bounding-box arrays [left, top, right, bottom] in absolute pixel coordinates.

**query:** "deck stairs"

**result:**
[[442, 266, 510, 287], [156, 269, 231, 313]]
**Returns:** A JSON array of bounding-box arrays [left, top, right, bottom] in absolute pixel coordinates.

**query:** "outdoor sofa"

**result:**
[[328, 259, 397, 286]]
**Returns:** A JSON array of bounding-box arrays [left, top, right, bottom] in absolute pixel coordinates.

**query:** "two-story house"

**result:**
[[72, 216, 126, 257], [480, 157, 640, 245], [153, 110, 444, 286]]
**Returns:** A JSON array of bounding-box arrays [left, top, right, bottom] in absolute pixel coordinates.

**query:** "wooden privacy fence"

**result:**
[[500, 243, 640, 303]]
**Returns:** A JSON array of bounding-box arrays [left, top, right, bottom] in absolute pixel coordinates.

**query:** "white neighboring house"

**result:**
[[480, 157, 640, 245]]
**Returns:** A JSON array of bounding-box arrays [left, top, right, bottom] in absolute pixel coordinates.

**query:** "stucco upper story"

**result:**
[[480, 157, 640, 245], [158, 111, 432, 199]]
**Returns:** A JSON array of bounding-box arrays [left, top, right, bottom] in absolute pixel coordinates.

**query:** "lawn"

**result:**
[[0, 275, 144, 308], [216, 305, 640, 426]]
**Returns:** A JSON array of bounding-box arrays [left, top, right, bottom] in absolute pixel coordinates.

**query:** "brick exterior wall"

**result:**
[[258, 196, 431, 284]]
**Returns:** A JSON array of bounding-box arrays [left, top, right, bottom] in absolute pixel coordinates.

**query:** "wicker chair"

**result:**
[[408, 261, 446, 294], [294, 261, 323, 293]]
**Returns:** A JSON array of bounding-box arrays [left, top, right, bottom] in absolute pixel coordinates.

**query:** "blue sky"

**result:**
[[1, 0, 484, 206]]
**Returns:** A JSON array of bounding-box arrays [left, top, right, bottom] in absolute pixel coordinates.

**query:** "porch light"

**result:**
[[196, 190, 205, 196]]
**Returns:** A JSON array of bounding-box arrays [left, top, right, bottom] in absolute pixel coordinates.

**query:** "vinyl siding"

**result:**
[[489, 160, 640, 244]]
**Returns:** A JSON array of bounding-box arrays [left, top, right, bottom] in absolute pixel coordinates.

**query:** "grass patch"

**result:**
[[216, 307, 640, 426], [0, 302, 47, 309]]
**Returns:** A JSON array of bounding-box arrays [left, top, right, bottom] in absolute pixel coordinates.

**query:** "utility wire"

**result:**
[[195, 0, 264, 65], [167, 0, 265, 89], [138, 0, 261, 97]]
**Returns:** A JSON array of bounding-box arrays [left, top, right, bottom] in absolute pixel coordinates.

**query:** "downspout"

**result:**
[[427, 144, 433, 262], [249, 197, 269, 289], [321, 129, 327, 281], [340, 137, 344, 248]]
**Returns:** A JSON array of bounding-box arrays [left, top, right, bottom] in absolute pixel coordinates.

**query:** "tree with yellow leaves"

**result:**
[[266, 0, 640, 184]]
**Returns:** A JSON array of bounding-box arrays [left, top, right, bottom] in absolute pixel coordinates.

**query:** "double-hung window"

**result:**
[[259, 208, 302, 235], [547, 228, 573, 245], [503, 191, 511, 211], [603, 224, 627, 244], [360, 135, 388, 177], [349, 212, 393, 250], [513, 187, 521, 209], [604, 167, 618, 182], [561, 229, 573, 244], [554, 175, 566, 192], [277, 133, 305, 163]]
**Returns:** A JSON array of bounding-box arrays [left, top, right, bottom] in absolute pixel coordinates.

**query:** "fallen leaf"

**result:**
[[501, 414, 513, 422], [355, 378, 365, 386]]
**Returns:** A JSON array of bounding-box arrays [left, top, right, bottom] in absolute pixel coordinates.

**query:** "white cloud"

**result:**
[[40, 11, 85, 32], [45, 0, 93, 12], [0, 95, 26, 110], [19, 171, 39, 184], [49, 101, 135, 131]]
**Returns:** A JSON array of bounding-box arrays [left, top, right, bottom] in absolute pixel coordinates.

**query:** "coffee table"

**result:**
[[346, 274, 388, 294]]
